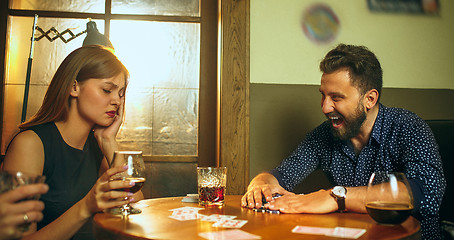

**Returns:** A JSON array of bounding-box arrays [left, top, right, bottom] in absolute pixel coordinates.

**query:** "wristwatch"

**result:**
[[330, 186, 347, 212]]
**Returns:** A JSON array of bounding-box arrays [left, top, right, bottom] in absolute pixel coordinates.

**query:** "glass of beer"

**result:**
[[365, 172, 414, 225], [197, 167, 227, 206], [109, 151, 146, 216]]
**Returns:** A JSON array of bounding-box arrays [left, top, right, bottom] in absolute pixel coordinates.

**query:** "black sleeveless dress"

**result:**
[[30, 122, 103, 240]]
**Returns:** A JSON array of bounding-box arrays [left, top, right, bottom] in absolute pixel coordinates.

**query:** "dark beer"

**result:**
[[366, 202, 413, 225]]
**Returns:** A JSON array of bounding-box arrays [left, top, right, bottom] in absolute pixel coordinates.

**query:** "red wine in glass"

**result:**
[[114, 177, 146, 193], [109, 151, 146, 216]]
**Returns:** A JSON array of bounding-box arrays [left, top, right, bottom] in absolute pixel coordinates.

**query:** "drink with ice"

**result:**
[[197, 167, 227, 206]]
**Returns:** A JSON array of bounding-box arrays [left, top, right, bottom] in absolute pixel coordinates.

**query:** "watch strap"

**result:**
[[337, 196, 346, 212], [330, 187, 347, 213]]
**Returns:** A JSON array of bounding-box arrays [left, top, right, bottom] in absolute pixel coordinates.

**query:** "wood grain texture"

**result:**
[[219, 0, 250, 195], [94, 195, 421, 240]]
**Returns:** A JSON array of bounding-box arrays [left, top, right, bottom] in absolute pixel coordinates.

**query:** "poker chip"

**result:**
[[266, 209, 281, 214], [253, 207, 267, 213]]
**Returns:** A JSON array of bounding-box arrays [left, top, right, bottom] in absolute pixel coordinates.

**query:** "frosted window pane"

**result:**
[[111, 20, 200, 155], [116, 88, 154, 156], [111, 0, 199, 17], [2, 17, 201, 157], [33, 18, 103, 85], [111, 21, 200, 89], [1, 16, 104, 154], [152, 89, 198, 155], [10, 0, 105, 13], [5, 17, 103, 85]]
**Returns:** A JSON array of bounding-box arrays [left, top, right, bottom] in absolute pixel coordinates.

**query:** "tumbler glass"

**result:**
[[197, 167, 227, 206]]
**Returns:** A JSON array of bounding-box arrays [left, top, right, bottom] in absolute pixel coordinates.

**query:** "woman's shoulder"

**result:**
[[10, 129, 43, 149], [6, 122, 55, 158], [3, 129, 45, 174]]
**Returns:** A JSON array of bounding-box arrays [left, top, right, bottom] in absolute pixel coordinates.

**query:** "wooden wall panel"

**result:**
[[219, 0, 250, 195]]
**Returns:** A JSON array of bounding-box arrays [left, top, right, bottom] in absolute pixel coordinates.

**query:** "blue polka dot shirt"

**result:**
[[270, 104, 446, 239]]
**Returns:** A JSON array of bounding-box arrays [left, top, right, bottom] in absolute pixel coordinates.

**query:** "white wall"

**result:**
[[250, 0, 454, 89]]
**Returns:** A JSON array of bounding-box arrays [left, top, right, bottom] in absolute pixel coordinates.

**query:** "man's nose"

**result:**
[[321, 98, 334, 114]]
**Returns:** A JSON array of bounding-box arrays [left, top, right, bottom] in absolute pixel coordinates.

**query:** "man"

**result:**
[[242, 44, 445, 239]]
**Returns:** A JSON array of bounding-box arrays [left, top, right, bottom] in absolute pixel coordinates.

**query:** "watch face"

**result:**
[[333, 186, 346, 197]]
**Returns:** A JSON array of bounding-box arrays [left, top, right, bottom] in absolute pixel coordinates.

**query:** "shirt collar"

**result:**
[[370, 103, 385, 145]]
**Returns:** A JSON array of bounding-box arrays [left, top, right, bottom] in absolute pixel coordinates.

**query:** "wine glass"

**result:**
[[365, 172, 414, 225], [109, 151, 146, 216], [0, 171, 46, 231]]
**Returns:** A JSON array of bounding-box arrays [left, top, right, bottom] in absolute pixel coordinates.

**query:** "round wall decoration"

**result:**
[[302, 3, 340, 44]]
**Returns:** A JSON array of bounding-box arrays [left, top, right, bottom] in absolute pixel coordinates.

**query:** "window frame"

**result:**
[[0, 0, 218, 167], [1, 0, 251, 195]]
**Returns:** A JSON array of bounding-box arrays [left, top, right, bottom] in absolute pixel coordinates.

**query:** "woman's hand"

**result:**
[[81, 165, 136, 217], [0, 183, 48, 240], [94, 97, 124, 141], [93, 97, 124, 162]]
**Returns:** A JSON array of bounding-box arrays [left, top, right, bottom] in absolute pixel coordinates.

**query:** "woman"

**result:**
[[2, 45, 143, 239]]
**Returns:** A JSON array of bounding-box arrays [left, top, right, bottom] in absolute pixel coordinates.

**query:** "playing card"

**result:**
[[212, 219, 248, 228], [325, 227, 366, 239], [168, 206, 204, 221], [171, 209, 200, 216], [210, 214, 237, 219], [199, 229, 261, 240], [200, 214, 237, 222], [291, 226, 335, 235], [168, 213, 199, 221], [169, 206, 204, 212]]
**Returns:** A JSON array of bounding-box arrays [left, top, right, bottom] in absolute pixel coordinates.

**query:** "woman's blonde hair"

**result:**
[[19, 45, 129, 130]]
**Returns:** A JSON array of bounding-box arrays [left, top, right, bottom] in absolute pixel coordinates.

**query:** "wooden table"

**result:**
[[93, 195, 420, 240]]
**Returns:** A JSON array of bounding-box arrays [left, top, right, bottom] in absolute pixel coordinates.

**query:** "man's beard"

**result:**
[[328, 102, 367, 141]]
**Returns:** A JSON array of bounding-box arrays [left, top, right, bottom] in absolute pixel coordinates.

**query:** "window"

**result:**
[[0, 0, 258, 197], [1, 0, 217, 166], [0, 0, 223, 198]]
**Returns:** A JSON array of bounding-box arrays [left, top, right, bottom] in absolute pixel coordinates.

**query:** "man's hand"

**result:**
[[265, 189, 338, 213], [241, 173, 293, 209]]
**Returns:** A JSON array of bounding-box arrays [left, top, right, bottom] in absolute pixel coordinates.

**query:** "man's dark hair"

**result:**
[[319, 44, 383, 101]]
